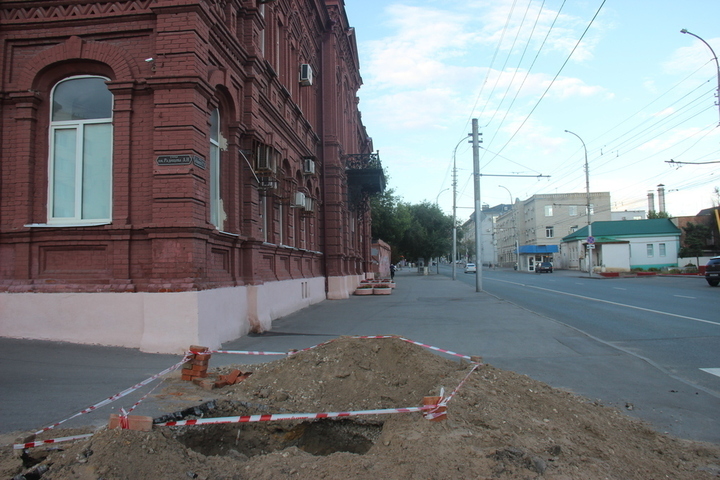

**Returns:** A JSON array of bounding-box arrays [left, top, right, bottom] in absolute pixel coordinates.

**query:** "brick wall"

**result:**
[[0, 0, 374, 297]]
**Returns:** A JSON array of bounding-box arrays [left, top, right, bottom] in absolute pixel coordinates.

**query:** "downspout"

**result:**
[[320, 29, 329, 297]]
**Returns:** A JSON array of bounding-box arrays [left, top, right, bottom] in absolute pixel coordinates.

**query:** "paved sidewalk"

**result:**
[[2, 269, 719, 444]]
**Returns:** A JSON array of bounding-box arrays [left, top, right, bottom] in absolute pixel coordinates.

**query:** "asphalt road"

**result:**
[[446, 265, 720, 401]]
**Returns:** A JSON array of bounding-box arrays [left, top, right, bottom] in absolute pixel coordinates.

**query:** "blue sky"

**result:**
[[344, 0, 720, 219]]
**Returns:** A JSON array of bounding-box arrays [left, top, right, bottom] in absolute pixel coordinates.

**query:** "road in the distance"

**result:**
[[444, 265, 720, 397]]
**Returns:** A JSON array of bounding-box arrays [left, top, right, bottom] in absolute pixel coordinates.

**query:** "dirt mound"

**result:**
[[3, 336, 720, 479]]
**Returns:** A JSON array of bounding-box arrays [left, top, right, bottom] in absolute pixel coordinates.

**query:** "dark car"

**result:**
[[706, 256, 720, 287], [535, 261, 553, 273]]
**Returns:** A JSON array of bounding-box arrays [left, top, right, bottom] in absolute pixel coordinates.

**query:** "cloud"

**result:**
[[664, 36, 720, 76]]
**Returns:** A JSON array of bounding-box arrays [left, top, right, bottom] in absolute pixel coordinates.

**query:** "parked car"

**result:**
[[706, 256, 720, 286], [535, 261, 553, 273], [464, 263, 477, 274]]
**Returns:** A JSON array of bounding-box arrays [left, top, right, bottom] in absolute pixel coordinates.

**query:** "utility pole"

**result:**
[[472, 119, 482, 292]]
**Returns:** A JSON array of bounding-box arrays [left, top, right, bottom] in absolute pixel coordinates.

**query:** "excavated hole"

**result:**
[[171, 403, 383, 457]]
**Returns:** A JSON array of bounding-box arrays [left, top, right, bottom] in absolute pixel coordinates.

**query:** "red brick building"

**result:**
[[0, 0, 384, 352]]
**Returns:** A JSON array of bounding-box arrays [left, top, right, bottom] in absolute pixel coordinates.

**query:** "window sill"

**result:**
[[25, 221, 111, 228]]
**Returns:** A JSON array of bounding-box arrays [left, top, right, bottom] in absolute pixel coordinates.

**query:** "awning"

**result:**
[[518, 245, 559, 254]]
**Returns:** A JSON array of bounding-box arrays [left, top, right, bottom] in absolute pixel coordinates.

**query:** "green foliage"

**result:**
[[678, 222, 711, 263], [370, 189, 412, 248], [399, 202, 454, 263], [647, 210, 671, 219], [370, 192, 454, 264]]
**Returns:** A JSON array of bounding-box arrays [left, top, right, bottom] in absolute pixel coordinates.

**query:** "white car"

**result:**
[[464, 263, 477, 273]]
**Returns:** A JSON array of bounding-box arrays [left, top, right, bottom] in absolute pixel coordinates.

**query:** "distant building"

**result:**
[[560, 219, 681, 272], [496, 192, 612, 271], [612, 210, 646, 221], [0, 0, 383, 353], [672, 207, 720, 256]]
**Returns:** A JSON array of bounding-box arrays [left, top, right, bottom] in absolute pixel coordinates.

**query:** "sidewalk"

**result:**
[[2, 269, 719, 444]]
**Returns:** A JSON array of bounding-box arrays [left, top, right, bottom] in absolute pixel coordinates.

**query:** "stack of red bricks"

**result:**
[[181, 345, 211, 381]]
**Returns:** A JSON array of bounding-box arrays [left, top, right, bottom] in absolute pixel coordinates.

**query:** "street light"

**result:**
[[435, 188, 450, 205], [451, 135, 470, 280], [681, 29, 720, 125], [564, 130, 593, 277], [498, 185, 518, 269]]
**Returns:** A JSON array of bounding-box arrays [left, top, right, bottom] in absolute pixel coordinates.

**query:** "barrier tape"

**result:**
[[124, 378, 165, 416], [424, 363, 482, 420], [210, 350, 287, 356], [211, 335, 478, 362], [31, 354, 191, 436], [14, 433, 95, 450], [156, 405, 436, 427], [17, 336, 482, 449]]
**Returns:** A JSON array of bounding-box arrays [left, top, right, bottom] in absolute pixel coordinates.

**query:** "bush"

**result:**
[[648, 267, 660, 272]]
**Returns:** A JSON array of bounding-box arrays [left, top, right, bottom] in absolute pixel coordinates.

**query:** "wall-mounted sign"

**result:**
[[155, 155, 206, 169]]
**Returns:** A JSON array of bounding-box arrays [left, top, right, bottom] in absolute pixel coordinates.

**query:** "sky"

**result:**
[[343, 0, 720, 220]]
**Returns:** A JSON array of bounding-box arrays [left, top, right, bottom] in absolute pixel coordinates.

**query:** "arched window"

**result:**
[[209, 108, 222, 229], [49, 75, 113, 223]]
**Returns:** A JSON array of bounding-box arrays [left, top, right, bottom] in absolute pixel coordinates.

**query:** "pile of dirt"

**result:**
[[3, 336, 720, 479]]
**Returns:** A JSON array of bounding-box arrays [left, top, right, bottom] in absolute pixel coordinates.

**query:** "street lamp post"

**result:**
[[564, 130, 593, 277], [681, 29, 720, 125], [451, 136, 469, 280], [498, 185, 518, 269]]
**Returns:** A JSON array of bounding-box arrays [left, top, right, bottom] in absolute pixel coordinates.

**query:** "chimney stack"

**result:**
[[647, 191, 655, 213], [657, 184, 666, 214]]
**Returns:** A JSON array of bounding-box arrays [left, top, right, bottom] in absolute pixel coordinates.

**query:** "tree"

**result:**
[[370, 194, 454, 265], [648, 210, 670, 219], [678, 222, 711, 266], [370, 189, 412, 262], [399, 202, 454, 264]]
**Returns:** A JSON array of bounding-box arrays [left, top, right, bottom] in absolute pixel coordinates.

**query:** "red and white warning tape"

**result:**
[[156, 405, 436, 427], [32, 354, 190, 436], [210, 349, 287, 356], [17, 336, 482, 449], [211, 335, 479, 362], [14, 433, 95, 450]]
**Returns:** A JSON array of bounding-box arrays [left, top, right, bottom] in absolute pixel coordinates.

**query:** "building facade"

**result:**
[[0, 0, 383, 352], [496, 192, 611, 271], [560, 219, 681, 272]]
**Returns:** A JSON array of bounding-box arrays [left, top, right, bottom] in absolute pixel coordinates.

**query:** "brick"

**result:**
[[108, 414, 154, 431], [192, 378, 215, 391]]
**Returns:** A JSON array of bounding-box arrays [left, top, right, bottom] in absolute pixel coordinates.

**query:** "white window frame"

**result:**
[[544, 205, 553, 217], [568, 205, 577, 216], [209, 108, 222, 229], [659, 243, 666, 257], [546, 226, 554, 238], [48, 75, 113, 225], [647, 244, 654, 257]]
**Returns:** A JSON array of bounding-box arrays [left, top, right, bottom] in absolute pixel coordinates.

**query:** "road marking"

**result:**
[[491, 278, 720, 327], [701, 368, 720, 378], [613, 287, 627, 290], [673, 295, 696, 299]]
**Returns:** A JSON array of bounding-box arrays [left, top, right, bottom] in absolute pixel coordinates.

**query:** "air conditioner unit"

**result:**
[[293, 191, 306, 207], [255, 145, 274, 171], [303, 158, 315, 175], [299, 64, 313, 86], [304, 197, 314, 212]]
